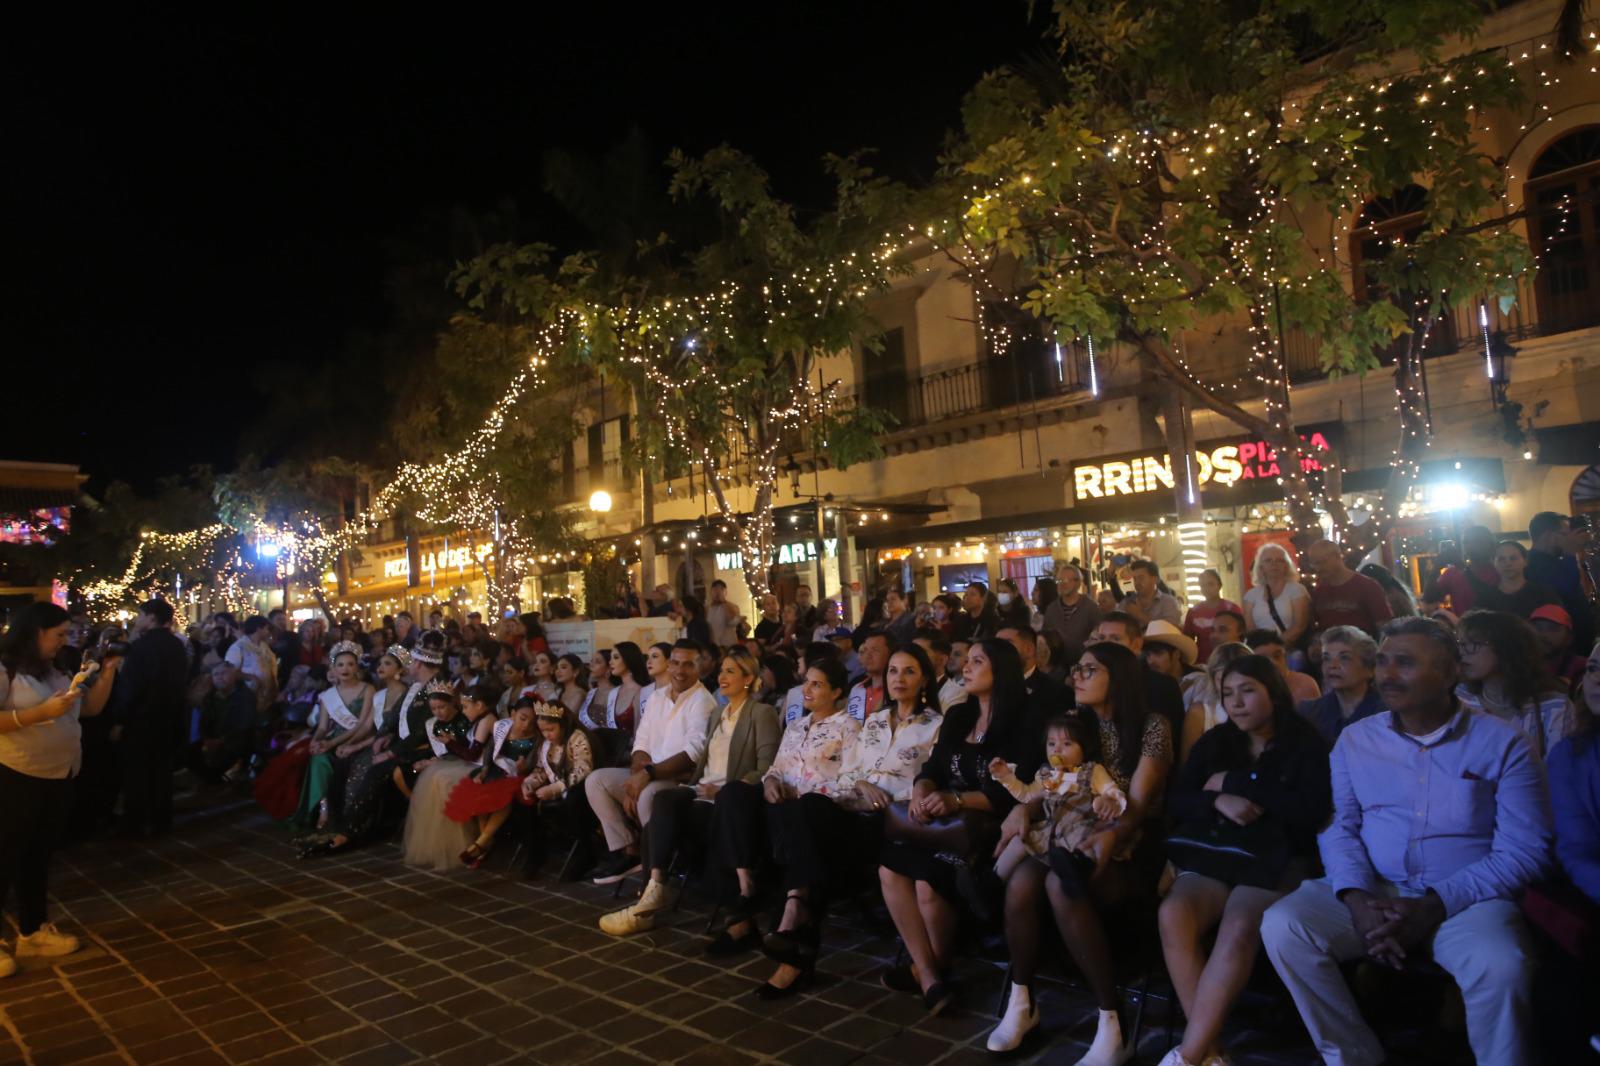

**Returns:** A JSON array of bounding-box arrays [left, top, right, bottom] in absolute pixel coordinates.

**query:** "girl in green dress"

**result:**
[[291, 641, 373, 832]]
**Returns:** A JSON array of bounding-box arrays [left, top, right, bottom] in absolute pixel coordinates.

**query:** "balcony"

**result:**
[[1283, 273, 1583, 381], [841, 346, 1093, 433]]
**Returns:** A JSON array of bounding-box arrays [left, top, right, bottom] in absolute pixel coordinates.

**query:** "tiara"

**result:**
[[411, 630, 446, 665], [328, 640, 363, 665], [532, 700, 565, 722], [422, 679, 459, 700], [383, 645, 412, 669]]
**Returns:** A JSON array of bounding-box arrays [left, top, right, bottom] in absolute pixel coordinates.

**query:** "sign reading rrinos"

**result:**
[[1073, 432, 1332, 500]]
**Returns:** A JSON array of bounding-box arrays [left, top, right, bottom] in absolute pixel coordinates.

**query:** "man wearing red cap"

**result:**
[[1530, 604, 1586, 695]]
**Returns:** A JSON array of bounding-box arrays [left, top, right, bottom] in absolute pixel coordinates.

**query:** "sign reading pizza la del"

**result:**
[[1073, 432, 1334, 500]]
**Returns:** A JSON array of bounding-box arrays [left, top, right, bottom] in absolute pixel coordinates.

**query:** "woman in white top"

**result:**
[[1241, 544, 1310, 650], [756, 646, 945, 1000], [0, 603, 119, 975]]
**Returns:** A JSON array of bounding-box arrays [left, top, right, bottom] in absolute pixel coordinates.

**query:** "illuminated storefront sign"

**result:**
[[716, 538, 839, 572], [382, 542, 494, 579], [1073, 432, 1333, 500]]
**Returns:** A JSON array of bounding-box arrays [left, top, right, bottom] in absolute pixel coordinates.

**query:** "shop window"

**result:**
[[1527, 126, 1600, 335], [861, 327, 913, 426], [1349, 185, 1457, 362]]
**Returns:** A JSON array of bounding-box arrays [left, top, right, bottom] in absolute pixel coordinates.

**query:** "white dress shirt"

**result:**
[[632, 683, 717, 764]]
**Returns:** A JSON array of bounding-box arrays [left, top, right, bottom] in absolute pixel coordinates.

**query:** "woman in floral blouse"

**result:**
[[704, 657, 859, 970], [752, 644, 945, 1000]]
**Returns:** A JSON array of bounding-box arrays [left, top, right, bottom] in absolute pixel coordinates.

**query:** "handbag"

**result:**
[[1166, 813, 1291, 889], [883, 800, 998, 858]]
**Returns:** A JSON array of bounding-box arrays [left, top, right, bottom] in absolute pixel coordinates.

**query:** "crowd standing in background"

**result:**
[[1, 509, 1597, 1066]]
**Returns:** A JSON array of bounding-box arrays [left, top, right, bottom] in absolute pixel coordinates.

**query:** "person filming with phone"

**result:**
[[0, 602, 121, 978]]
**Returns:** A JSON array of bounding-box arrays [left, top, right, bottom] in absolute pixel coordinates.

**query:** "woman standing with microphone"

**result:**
[[0, 603, 120, 977]]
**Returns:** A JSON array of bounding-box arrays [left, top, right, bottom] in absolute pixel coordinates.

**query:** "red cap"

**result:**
[[1529, 604, 1573, 629]]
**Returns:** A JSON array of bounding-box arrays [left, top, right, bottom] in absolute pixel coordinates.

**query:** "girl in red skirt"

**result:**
[[446, 696, 542, 866]]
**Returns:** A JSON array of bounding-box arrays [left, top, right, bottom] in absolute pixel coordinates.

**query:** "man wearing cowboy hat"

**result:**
[[1140, 620, 1199, 684]]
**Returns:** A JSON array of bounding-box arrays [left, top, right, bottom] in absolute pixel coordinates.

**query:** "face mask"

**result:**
[[1048, 752, 1074, 769], [997, 593, 1014, 606]]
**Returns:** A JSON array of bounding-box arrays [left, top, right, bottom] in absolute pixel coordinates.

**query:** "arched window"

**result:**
[[1349, 185, 1457, 361], [1527, 126, 1600, 334]]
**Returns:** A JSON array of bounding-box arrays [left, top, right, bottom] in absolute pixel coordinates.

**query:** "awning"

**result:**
[[0, 487, 77, 515]]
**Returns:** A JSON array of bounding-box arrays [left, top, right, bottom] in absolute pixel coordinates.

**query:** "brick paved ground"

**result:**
[[3, 789, 1450, 1065]]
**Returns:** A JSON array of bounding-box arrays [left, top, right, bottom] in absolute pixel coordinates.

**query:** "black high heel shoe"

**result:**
[[760, 892, 817, 967], [705, 895, 762, 958], [755, 961, 814, 1001]]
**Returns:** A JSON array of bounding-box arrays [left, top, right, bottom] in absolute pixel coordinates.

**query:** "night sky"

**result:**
[[8, 5, 1044, 491]]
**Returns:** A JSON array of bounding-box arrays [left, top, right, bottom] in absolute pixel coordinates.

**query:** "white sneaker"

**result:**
[[1073, 1008, 1132, 1066], [986, 981, 1039, 1053], [0, 948, 15, 978], [598, 878, 670, 937], [1157, 1049, 1198, 1066], [15, 923, 80, 959]]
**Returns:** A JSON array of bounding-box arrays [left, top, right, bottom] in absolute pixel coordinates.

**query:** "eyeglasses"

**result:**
[[1069, 663, 1103, 680]]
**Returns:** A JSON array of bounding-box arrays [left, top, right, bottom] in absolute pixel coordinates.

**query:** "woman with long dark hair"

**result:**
[[552, 653, 587, 715], [607, 641, 650, 733], [577, 649, 615, 730], [878, 637, 1039, 1015], [0, 603, 119, 975], [1457, 609, 1574, 757], [1156, 655, 1331, 1066], [988, 641, 1173, 1058]]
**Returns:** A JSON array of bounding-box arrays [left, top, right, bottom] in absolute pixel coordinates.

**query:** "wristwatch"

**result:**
[[952, 791, 964, 810], [643, 763, 657, 781]]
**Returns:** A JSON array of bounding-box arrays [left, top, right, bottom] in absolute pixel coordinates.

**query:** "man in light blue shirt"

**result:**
[[1263, 617, 1550, 1066]]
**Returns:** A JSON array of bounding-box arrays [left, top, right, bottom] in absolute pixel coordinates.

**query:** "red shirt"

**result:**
[[1310, 572, 1394, 636], [1434, 564, 1497, 614], [1183, 599, 1242, 665]]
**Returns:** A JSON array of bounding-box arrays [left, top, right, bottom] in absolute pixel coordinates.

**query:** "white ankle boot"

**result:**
[[986, 981, 1039, 1053], [1073, 1008, 1131, 1066]]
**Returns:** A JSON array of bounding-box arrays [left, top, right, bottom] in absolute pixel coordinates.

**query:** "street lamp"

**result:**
[[1488, 330, 1518, 408], [588, 489, 613, 513]]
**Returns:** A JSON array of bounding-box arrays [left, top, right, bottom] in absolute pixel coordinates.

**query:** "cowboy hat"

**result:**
[[1143, 620, 1198, 667]]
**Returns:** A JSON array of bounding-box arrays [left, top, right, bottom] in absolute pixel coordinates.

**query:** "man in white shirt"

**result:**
[[585, 641, 716, 884], [224, 617, 276, 692], [914, 630, 967, 712], [705, 580, 741, 649], [846, 632, 890, 721]]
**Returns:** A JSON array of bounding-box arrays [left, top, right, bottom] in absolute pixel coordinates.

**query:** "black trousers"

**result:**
[[773, 794, 885, 903], [707, 780, 769, 902], [119, 718, 178, 834], [0, 762, 73, 934], [517, 782, 597, 864], [646, 786, 717, 873]]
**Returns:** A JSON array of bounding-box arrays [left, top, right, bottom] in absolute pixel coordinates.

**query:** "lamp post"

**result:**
[[1487, 330, 1518, 409]]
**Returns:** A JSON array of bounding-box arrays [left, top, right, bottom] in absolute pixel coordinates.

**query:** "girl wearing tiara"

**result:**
[[401, 682, 495, 870], [298, 644, 412, 859], [289, 641, 372, 833], [444, 697, 547, 867]]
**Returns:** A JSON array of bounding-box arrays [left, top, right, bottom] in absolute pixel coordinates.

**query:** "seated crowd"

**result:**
[[20, 516, 1599, 1066]]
